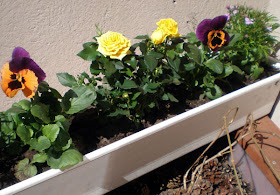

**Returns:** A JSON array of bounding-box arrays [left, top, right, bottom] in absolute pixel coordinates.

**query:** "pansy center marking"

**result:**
[[207, 30, 226, 50]]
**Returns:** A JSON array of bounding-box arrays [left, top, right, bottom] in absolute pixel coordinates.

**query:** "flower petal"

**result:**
[[223, 30, 230, 47], [12, 47, 30, 59], [9, 58, 46, 83], [20, 69, 38, 98], [196, 19, 212, 43], [210, 15, 228, 30]]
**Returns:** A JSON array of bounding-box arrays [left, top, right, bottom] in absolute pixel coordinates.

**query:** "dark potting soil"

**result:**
[[0, 64, 278, 191]]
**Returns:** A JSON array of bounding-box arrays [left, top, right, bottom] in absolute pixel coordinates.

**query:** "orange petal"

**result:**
[[20, 69, 38, 98], [0, 62, 24, 97]]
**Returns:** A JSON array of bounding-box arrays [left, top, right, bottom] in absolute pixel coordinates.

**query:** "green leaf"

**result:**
[[144, 54, 158, 71], [77, 42, 98, 61], [205, 85, 223, 99], [31, 153, 48, 164], [104, 61, 117, 76], [108, 109, 130, 117], [134, 35, 149, 39], [43, 124, 60, 142], [184, 43, 202, 64], [206, 59, 223, 74], [14, 158, 37, 181], [66, 85, 97, 115], [31, 104, 50, 124], [253, 67, 264, 79], [16, 100, 31, 111], [6, 106, 27, 114], [168, 57, 181, 72], [47, 149, 83, 170], [167, 93, 179, 102], [166, 50, 176, 60], [113, 61, 124, 70], [121, 79, 138, 89], [30, 136, 51, 152], [132, 92, 141, 100], [53, 129, 71, 151], [30, 104, 50, 124], [125, 56, 137, 69], [227, 33, 242, 47], [184, 63, 195, 71], [186, 32, 199, 43], [232, 65, 244, 75], [16, 125, 32, 144], [37, 81, 50, 92], [57, 73, 78, 87]]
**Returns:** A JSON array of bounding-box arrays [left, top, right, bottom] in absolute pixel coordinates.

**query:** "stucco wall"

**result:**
[[0, 0, 276, 111]]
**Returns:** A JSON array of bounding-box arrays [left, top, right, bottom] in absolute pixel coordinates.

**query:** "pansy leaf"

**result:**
[[16, 100, 31, 111], [66, 84, 97, 115], [16, 125, 32, 144], [31, 153, 48, 164], [30, 136, 51, 152], [14, 158, 37, 181], [37, 81, 50, 92], [31, 104, 50, 124], [205, 85, 223, 99], [42, 124, 60, 142], [206, 59, 223, 74], [57, 73, 78, 88], [6, 106, 27, 115], [47, 149, 83, 170]]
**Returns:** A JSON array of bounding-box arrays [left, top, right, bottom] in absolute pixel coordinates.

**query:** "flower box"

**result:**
[[1, 71, 280, 195]]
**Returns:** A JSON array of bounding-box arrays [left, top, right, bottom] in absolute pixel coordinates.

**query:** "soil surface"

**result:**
[[0, 65, 278, 191]]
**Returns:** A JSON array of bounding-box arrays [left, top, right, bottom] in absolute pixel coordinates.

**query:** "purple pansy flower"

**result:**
[[1, 47, 46, 98], [196, 15, 230, 51]]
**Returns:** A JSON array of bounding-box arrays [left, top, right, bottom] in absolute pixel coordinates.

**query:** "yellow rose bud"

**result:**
[[151, 28, 167, 44], [156, 18, 181, 37], [96, 31, 131, 60]]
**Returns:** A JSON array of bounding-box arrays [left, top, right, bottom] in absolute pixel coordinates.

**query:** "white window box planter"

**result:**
[[1, 72, 280, 195]]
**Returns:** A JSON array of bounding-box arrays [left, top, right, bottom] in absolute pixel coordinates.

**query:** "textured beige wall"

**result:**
[[0, 0, 275, 111]]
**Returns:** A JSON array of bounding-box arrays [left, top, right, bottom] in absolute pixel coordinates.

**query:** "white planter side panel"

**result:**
[[1, 73, 280, 195]]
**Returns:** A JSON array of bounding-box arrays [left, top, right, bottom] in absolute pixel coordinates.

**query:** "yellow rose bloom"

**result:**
[[96, 31, 131, 60], [156, 18, 181, 37], [151, 28, 167, 44]]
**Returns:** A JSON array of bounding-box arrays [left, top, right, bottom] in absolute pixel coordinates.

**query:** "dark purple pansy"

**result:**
[[9, 47, 46, 83], [196, 15, 230, 51]]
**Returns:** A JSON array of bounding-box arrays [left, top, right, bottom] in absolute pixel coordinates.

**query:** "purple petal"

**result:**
[[210, 15, 228, 30], [12, 47, 30, 59], [223, 31, 230, 47], [196, 19, 212, 43], [9, 57, 46, 83]]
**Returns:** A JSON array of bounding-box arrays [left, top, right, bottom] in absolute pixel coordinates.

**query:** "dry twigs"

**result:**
[[183, 107, 280, 194]]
